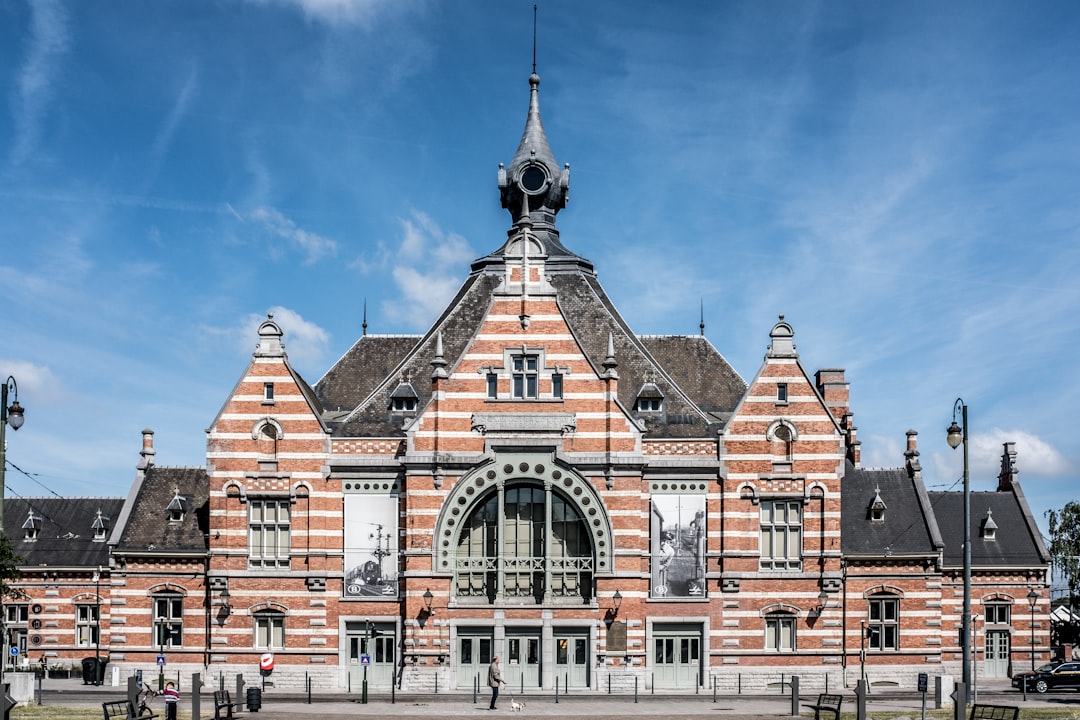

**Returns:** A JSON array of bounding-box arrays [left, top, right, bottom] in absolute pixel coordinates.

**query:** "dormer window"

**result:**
[[980, 509, 997, 541], [22, 510, 41, 542], [868, 487, 887, 523], [91, 509, 112, 542], [390, 381, 419, 413], [167, 487, 187, 523], [634, 383, 664, 413]]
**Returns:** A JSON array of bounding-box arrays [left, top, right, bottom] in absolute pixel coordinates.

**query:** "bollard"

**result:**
[[435, 671, 438, 695], [473, 675, 477, 705], [712, 675, 716, 703], [780, 673, 785, 694], [790, 675, 800, 717], [555, 676, 559, 704], [856, 678, 867, 720], [236, 673, 245, 707], [219, 672, 224, 692], [651, 673, 654, 694], [565, 672, 568, 693], [391, 676, 395, 704], [307, 673, 312, 704], [521, 674, 524, 695], [738, 673, 742, 694], [634, 676, 638, 704], [825, 673, 829, 693], [191, 672, 202, 720], [608, 673, 611, 695]]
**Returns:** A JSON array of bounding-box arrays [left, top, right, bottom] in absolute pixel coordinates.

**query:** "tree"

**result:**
[[0, 534, 21, 598], [1047, 502, 1080, 641]]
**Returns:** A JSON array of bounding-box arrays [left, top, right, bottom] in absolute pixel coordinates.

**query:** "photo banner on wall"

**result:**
[[344, 494, 399, 598], [650, 495, 706, 598]]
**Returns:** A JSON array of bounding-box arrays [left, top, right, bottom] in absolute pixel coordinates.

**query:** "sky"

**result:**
[[1, 1, 1078, 588]]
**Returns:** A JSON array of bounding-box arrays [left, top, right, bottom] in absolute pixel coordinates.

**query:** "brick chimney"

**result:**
[[815, 368, 849, 424], [997, 441, 1019, 491], [137, 428, 156, 475], [904, 429, 921, 480]]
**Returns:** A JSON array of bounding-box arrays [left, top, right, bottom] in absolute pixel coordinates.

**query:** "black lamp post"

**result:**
[[1, 375, 27, 528], [946, 399, 972, 690], [1027, 589, 1039, 671], [94, 568, 101, 685]]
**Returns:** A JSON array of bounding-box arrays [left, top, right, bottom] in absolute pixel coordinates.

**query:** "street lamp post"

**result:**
[[1, 375, 28, 528], [93, 568, 101, 685], [946, 399, 972, 692], [1028, 589, 1039, 671]]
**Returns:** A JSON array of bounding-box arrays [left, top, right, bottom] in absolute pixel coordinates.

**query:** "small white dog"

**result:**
[[510, 698, 526, 712]]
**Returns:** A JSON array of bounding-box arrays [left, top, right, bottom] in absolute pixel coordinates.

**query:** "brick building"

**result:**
[[2, 69, 1050, 692]]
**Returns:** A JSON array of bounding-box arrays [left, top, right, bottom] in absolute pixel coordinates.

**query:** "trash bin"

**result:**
[[246, 686, 262, 712], [96, 658, 109, 684], [81, 657, 98, 685]]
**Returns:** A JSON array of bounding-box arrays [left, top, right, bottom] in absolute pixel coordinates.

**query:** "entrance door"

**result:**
[[554, 634, 589, 689], [985, 630, 1010, 679], [346, 622, 395, 689], [504, 634, 541, 692], [457, 633, 493, 689], [653, 631, 701, 689]]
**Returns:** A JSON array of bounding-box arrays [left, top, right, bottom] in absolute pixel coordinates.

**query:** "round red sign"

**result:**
[[260, 653, 274, 672]]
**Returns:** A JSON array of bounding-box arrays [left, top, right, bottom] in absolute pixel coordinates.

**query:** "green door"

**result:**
[[653, 632, 701, 689], [504, 634, 541, 691], [346, 623, 395, 689], [554, 634, 589, 689], [456, 633, 493, 689]]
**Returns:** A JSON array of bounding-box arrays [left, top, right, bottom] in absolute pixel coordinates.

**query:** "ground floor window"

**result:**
[[867, 595, 899, 651], [76, 604, 99, 647], [765, 614, 795, 652], [254, 611, 284, 649]]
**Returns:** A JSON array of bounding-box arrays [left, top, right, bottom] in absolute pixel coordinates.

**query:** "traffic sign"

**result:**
[[8, 647, 18, 657], [156, 654, 167, 667], [917, 672, 928, 693], [360, 653, 371, 666]]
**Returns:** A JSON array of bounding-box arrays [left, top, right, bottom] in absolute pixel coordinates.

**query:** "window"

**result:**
[[776, 383, 788, 403], [249, 499, 291, 568], [636, 398, 661, 412], [22, 511, 41, 542], [153, 595, 183, 648], [76, 605, 99, 647], [759, 500, 802, 569], [486, 373, 498, 399], [254, 611, 285, 649], [765, 614, 796, 652], [91, 510, 111, 541], [984, 603, 1010, 625], [511, 355, 538, 399], [867, 595, 899, 651], [4, 605, 28, 625], [392, 397, 417, 412], [263, 382, 274, 402], [551, 373, 563, 399]]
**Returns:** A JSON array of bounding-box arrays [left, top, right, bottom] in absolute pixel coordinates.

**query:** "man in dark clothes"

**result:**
[[488, 655, 506, 710]]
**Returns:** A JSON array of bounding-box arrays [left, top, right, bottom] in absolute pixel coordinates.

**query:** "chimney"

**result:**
[[843, 412, 861, 468], [815, 368, 849, 424], [137, 428, 156, 475], [904, 429, 921, 480], [997, 441, 1019, 491]]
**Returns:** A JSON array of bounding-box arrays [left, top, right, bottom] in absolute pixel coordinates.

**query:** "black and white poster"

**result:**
[[650, 495, 706, 598], [344, 494, 399, 598]]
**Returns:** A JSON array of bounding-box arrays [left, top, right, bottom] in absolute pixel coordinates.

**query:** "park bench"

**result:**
[[969, 704, 1019, 720], [214, 689, 242, 719], [805, 692, 843, 720], [102, 699, 159, 720]]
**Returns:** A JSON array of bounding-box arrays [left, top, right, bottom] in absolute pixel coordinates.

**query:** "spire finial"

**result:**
[[532, 4, 538, 75], [362, 299, 368, 336], [700, 299, 705, 336]]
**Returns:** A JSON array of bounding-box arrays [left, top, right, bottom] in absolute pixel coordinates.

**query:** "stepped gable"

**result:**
[[638, 334, 747, 425], [315, 335, 422, 413], [928, 490, 1048, 567], [114, 466, 209, 553], [841, 462, 941, 557], [4, 497, 123, 567], [331, 273, 501, 437]]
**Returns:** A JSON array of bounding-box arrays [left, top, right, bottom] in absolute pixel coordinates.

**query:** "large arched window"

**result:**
[[455, 482, 592, 603]]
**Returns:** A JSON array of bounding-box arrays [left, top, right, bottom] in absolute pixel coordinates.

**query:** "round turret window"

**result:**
[[519, 164, 549, 194]]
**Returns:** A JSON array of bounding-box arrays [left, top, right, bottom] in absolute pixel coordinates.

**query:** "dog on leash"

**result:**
[[510, 698, 526, 712]]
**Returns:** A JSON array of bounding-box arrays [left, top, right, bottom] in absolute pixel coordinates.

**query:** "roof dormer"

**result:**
[[390, 380, 419, 414], [634, 382, 664, 413], [868, 487, 887, 523], [22, 509, 41, 542], [166, 486, 187, 523], [980, 509, 998, 541], [91, 508, 112, 542]]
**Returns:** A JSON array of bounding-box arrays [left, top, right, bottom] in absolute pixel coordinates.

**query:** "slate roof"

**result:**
[[841, 463, 941, 557], [3, 497, 123, 569], [113, 466, 209, 554], [928, 489, 1049, 568]]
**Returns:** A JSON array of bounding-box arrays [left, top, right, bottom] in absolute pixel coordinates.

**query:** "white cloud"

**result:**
[[928, 428, 1070, 491], [248, 206, 339, 264], [0, 359, 65, 406], [383, 212, 473, 328], [247, 0, 391, 26], [9, 0, 69, 166]]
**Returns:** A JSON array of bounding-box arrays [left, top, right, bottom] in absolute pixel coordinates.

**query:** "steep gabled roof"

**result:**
[[114, 466, 209, 555], [841, 463, 942, 557], [638, 335, 746, 424], [315, 334, 422, 413], [928, 488, 1049, 568], [3, 497, 123, 569]]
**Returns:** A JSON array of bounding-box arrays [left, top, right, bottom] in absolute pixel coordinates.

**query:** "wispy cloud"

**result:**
[[0, 358, 65, 405], [247, 0, 393, 26], [145, 68, 199, 184], [205, 306, 331, 376], [9, 0, 70, 166], [247, 206, 339, 264], [384, 211, 473, 328]]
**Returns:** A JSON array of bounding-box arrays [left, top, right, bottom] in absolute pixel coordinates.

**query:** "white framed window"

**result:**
[[636, 398, 661, 412], [984, 603, 1010, 625], [776, 383, 788, 404], [254, 611, 285, 649], [249, 499, 291, 568], [765, 614, 796, 652], [511, 355, 539, 399], [867, 595, 899, 651], [153, 595, 183, 648], [76, 604, 99, 647], [759, 500, 802, 570], [263, 382, 274, 402], [5, 605, 28, 625], [392, 397, 416, 412], [551, 373, 563, 399]]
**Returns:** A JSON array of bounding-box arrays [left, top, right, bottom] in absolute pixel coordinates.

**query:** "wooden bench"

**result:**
[[969, 705, 1019, 720], [102, 699, 159, 720], [805, 693, 843, 720], [213, 689, 242, 719]]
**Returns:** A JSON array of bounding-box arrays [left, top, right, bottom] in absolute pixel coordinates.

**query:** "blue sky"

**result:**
[[1, 1, 1077, 582]]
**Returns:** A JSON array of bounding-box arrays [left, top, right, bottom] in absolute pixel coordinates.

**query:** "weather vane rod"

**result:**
[[532, 4, 538, 74]]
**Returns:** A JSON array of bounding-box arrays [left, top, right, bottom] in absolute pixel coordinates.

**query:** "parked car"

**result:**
[[1012, 661, 1080, 693]]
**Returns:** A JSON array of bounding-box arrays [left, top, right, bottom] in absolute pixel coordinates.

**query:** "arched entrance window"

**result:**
[[455, 482, 592, 603]]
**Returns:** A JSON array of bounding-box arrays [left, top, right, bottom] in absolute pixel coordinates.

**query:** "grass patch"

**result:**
[[12, 707, 193, 720]]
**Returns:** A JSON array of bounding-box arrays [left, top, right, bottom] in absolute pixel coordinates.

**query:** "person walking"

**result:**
[[487, 655, 506, 710]]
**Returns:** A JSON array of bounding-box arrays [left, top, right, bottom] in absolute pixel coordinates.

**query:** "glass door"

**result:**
[[504, 633, 541, 692], [984, 630, 1010, 678], [456, 633, 493, 689], [554, 634, 589, 689]]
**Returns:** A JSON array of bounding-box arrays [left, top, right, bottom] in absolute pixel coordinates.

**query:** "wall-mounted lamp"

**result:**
[[815, 589, 828, 615], [219, 587, 232, 616], [418, 588, 434, 628], [612, 589, 622, 617]]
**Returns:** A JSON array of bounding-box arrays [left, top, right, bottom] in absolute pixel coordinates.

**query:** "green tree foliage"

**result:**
[[1048, 502, 1080, 617], [0, 533, 23, 598]]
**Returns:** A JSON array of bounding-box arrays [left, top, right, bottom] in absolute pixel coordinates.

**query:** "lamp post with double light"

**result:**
[[1, 375, 27, 528], [946, 399, 972, 692]]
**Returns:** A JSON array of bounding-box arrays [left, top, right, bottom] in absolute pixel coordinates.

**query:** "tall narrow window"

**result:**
[[264, 383, 275, 402], [765, 614, 795, 652], [759, 500, 802, 570], [76, 605, 99, 647], [511, 355, 539, 399], [551, 373, 563, 399], [254, 610, 285, 649], [153, 594, 183, 648], [487, 373, 498, 399], [249, 499, 291, 568], [867, 595, 899, 651], [776, 383, 788, 404]]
